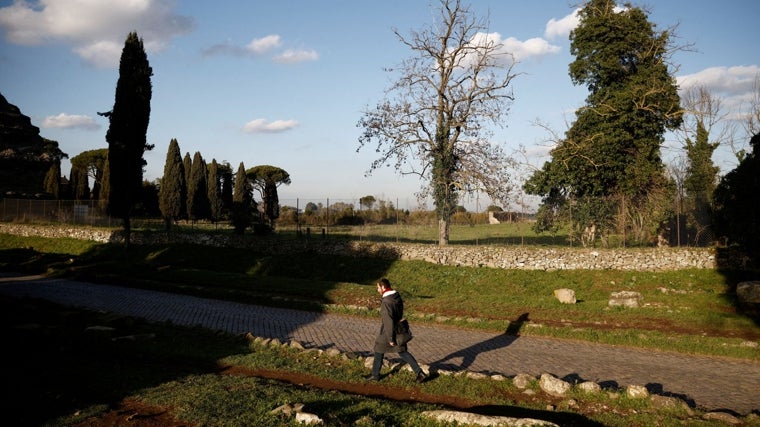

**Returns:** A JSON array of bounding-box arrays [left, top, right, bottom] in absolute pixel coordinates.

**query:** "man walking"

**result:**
[[365, 278, 427, 383]]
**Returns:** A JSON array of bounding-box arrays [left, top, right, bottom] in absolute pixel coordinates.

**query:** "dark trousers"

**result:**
[[372, 350, 422, 378]]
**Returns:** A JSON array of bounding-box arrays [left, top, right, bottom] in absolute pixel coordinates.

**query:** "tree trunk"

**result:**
[[123, 216, 131, 249], [438, 218, 449, 246]]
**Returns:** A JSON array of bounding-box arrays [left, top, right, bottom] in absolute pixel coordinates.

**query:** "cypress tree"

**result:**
[[98, 154, 110, 213], [684, 121, 720, 245], [70, 149, 108, 200], [187, 151, 210, 222], [183, 152, 192, 186], [158, 138, 186, 230], [231, 162, 252, 234], [220, 162, 233, 217], [101, 31, 153, 247], [70, 164, 90, 201], [207, 159, 222, 223], [248, 165, 290, 229], [43, 161, 61, 198], [182, 152, 192, 218]]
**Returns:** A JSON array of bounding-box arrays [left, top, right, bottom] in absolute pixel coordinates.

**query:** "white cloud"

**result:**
[[545, 8, 580, 40], [0, 0, 194, 68], [204, 34, 317, 64], [677, 65, 760, 122], [502, 36, 561, 61], [242, 118, 298, 133], [42, 113, 100, 130], [273, 48, 319, 64], [73, 40, 124, 68], [466, 32, 560, 65], [677, 65, 760, 96], [246, 35, 281, 54]]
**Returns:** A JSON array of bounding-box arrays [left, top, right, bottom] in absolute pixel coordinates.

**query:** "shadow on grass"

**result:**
[[0, 294, 250, 426], [0, 247, 73, 273], [0, 239, 406, 425], [715, 246, 760, 327], [31, 240, 402, 310]]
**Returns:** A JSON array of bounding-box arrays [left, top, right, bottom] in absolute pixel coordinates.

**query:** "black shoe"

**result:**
[[415, 372, 427, 383], [363, 374, 379, 382]]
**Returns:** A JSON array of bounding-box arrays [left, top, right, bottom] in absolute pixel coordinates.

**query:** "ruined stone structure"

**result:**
[[0, 92, 63, 196]]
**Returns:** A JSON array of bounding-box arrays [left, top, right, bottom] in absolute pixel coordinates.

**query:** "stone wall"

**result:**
[[1, 223, 717, 271]]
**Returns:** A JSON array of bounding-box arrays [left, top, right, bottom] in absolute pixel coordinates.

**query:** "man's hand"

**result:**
[[389, 342, 396, 347]]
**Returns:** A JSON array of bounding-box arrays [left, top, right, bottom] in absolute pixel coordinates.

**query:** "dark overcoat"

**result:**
[[373, 290, 407, 353]]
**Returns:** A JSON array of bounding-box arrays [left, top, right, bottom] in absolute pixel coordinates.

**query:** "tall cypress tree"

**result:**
[[182, 151, 192, 216], [187, 151, 210, 222], [100, 31, 153, 247], [207, 159, 222, 223], [70, 149, 108, 200], [70, 164, 90, 201], [684, 121, 719, 245], [43, 161, 61, 198], [248, 165, 290, 229], [231, 162, 252, 234], [98, 153, 110, 213], [220, 162, 233, 217], [159, 138, 186, 230]]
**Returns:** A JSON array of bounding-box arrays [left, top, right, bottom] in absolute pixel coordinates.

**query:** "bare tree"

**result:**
[[724, 73, 760, 163], [357, 0, 518, 245], [677, 86, 731, 144], [744, 74, 760, 138], [665, 155, 688, 246]]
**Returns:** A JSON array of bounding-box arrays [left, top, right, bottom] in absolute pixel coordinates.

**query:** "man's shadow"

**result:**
[[431, 313, 529, 371]]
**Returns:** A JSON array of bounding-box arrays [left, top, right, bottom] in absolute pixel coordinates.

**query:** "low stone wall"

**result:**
[[1, 223, 717, 271], [1, 223, 118, 243]]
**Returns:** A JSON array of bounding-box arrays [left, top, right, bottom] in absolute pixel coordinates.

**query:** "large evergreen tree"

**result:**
[[219, 161, 233, 218], [100, 32, 153, 246], [183, 152, 192, 201], [207, 159, 223, 223], [69, 164, 90, 201], [525, 0, 682, 245], [231, 162, 253, 234], [158, 138, 186, 230], [187, 151, 210, 222], [98, 154, 110, 213], [713, 133, 760, 253], [683, 121, 719, 245], [247, 165, 290, 229], [43, 161, 61, 198], [70, 149, 108, 200]]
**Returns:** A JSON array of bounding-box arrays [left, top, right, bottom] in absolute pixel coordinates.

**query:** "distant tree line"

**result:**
[[156, 138, 293, 235]]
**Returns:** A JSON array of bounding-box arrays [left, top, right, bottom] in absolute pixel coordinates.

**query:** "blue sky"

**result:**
[[1, 0, 758, 212]]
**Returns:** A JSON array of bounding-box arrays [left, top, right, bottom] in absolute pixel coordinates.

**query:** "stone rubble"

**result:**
[[0, 223, 720, 271], [245, 333, 709, 426]]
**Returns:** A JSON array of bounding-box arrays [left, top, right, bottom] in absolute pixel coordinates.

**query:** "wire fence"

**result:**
[[1, 198, 115, 227], [0, 197, 514, 227], [0, 197, 541, 246], [0, 197, 713, 248]]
